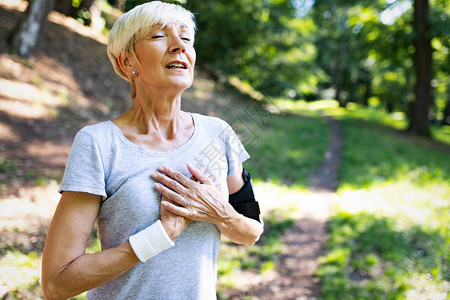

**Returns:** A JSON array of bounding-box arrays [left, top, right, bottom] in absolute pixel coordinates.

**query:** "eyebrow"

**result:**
[[152, 23, 190, 33]]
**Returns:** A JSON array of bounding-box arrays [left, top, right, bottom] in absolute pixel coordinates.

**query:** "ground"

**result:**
[[0, 2, 342, 299], [225, 116, 341, 300]]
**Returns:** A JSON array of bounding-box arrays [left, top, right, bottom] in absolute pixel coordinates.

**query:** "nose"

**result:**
[[170, 47, 186, 53], [169, 37, 186, 54]]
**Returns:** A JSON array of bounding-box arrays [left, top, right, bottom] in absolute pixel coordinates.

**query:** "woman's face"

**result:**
[[133, 23, 196, 93]]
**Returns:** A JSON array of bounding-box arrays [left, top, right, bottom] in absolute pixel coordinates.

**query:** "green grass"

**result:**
[[274, 99, 450, 145], [312, 101, 450, 300], [215, 108, 330, 296], [0, 156, 18, 174], [318, 212, 449, 300], [217, 207, 296, 285], [216, 200, 302, 300], [432, 123, 450, 145], [0, 250, 42, 299], [338, 118, 449, 190], [243, 112, 330, 188]]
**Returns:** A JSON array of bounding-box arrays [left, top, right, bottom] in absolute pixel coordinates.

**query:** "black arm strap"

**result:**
[[229, 169, 261, 223]]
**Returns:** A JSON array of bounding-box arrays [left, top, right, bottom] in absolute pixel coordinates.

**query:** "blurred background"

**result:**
[[0, 0, 449, 299]]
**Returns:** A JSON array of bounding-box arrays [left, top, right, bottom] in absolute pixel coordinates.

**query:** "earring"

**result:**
[[131, 70, 137, 76]]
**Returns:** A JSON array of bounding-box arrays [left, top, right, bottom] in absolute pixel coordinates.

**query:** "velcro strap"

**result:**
[[229, 172, 254, 206], [234, 201, 261, 222], [229, 169, 262, 223]]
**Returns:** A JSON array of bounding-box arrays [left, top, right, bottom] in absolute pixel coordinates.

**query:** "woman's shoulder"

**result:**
[[190, 113, 230, 130], [78, 120, 114, 136], [73, 121, 116, 145]]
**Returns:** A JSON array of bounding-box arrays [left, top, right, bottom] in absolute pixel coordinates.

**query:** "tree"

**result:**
[[183, 0, 316, 98], [7, 0, 56, 57], [332, 4, 350, 107], [408, 0, 432, 137], [54, 0, 102, 28], [312, 0, 383, 106]]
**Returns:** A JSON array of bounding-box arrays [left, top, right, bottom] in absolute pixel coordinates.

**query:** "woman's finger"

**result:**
[[208, 173, 216, 182], [161, 200, 191, 218], [151, 170, 189, 193], [157, 166, 192, 188], [190, 167, 205, 182], [154, 182, 188, 207], [187, 163, 212, 184]]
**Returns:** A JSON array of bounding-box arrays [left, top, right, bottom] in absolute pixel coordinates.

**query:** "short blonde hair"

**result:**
[[107, 1, 196, 97]]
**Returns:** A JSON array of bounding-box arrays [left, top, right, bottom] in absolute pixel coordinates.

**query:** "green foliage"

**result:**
[[116, 0, 449, 126], [317, 212, 449, 300], [0, 250, 43, 299], [244, 113, 329, 187], [431, 123, 450, 144], [181, 0, 320, 98], [337, 117, 449, 189], [316, 104, 450, 299], [0, 156, 18, 174]]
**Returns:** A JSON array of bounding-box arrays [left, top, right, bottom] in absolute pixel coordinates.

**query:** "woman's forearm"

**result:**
[[42, 242, 139, 300], [216, 213, 263, 246]]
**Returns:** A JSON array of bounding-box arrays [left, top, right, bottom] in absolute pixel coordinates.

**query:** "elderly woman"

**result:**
[[41, 1, 263, 299]]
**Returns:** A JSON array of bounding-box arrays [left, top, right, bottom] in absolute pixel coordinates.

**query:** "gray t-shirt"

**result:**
[[59, 113, 250, 299]]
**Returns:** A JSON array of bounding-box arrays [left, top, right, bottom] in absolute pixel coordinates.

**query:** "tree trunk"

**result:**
[[442, 98, 450, 125], [334, 41, 347, 107], [334, 8, 349, 108], [88, 0, 104, 31], [8, 0, 55, 57], [54, 0, 102, 29], [362, 80, 371, 107], [408, 0, 432, 137], [54, 0, 73, 16]]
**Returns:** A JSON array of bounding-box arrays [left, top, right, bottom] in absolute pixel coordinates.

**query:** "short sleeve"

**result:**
[[222, 123, 250, 178], [59, 130, 107, 199]]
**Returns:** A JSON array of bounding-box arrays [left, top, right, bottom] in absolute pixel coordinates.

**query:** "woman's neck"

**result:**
[[129, 93, 183, 139], [114, 86, 188, 140], [112, 86, 195, 151]]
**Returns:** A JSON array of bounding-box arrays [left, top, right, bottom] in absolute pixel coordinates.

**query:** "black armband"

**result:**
[[229, 169, 262, 223]]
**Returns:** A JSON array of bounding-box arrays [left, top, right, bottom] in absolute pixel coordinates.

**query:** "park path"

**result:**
[[227, 116, 342, 300]]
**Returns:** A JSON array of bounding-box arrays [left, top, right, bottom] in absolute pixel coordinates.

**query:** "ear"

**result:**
[[117, 53, 136, 77]]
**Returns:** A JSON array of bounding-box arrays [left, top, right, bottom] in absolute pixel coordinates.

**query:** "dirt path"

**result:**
[[308, 116, 342, 193], [227, 116, 342, 300]]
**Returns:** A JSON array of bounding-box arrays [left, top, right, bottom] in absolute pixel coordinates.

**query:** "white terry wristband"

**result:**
[[129, 220, 174, 262]]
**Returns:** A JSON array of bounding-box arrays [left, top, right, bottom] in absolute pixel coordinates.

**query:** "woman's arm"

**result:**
[[218, 164, 263, 245], [41, 191, 140, 300], [152, 164, 263, 247]]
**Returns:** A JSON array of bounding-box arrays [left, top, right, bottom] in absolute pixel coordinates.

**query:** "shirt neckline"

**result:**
[[107, 112, 199, 157]]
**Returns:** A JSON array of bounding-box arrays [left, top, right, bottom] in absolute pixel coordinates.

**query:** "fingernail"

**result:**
[[151, 172, 158, 178], [158, 166, 165, 172]]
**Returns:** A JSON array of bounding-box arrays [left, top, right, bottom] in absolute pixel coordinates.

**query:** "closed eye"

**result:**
[[181, 37, 191, 42]]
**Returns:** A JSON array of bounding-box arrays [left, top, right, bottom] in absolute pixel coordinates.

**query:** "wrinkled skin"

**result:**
[[152, 164, 238, 232]]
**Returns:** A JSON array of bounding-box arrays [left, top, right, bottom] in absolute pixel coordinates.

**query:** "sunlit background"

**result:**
[[0, 0, 449, 299]]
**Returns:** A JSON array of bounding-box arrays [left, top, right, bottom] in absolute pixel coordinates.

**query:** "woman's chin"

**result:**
[[167, 77, 194, 91]]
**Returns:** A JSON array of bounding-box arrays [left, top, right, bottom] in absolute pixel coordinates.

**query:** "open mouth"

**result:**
[[166, 62, 187, 69]]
